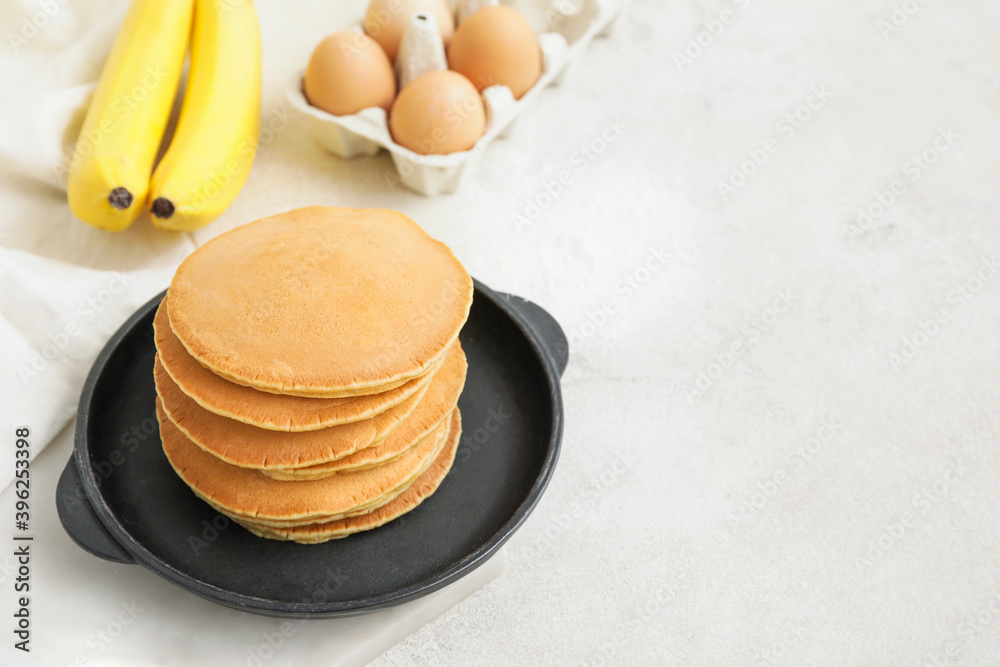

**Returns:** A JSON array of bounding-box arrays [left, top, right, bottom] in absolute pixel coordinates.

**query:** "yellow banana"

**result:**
[[149, 0, 261, 232], [67, 0, 193, 231]]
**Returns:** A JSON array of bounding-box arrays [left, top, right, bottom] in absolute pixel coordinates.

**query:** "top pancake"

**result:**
[[153, 297, 440, 431], [167, 207, 473, 398]]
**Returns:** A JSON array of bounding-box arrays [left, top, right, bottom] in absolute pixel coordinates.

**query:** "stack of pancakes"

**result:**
[[152, 207, 473, 544]]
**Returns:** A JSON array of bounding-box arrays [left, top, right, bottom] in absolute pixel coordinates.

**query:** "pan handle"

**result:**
[[500, 293, 569, 377], [57, 458, 134, 564]]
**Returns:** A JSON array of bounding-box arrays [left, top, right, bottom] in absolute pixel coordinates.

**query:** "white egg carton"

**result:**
[[287, 0, 625, 196]]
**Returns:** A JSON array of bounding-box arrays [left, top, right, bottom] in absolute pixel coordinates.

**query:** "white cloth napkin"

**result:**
[[0, 0, 196, 495]]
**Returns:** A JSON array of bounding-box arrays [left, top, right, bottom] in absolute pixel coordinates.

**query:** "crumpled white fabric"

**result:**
[[0, 0, 196, 495]]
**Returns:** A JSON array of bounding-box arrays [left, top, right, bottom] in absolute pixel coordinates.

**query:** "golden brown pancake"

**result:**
[[197, 415, 452, 528], [153, 297, 441, 431], [238, 410, 461, 543], [155, 343, 465, 472], [155, 353, 427, 469], [261, 410, 450, 481], [157, 399, 449, 525], [259, 344, 467, 479], [167, 207, 473, 398]]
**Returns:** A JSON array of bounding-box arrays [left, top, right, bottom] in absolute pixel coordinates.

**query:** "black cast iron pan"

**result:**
[[56, 280, 566, 617]]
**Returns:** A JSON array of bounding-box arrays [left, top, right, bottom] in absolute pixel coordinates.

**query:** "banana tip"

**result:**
[[108, 188, 133, 210], [151, 198, 175, 219]]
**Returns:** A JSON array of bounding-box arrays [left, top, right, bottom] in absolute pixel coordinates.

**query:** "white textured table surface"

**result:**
[[4, 0, 1000, 665]]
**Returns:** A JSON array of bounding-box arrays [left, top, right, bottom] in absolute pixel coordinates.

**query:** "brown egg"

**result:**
[[364, 0, 455, 63], [389, 70, 486, 155], [447, 5, 541, 100], [304, 32, 396, 116]]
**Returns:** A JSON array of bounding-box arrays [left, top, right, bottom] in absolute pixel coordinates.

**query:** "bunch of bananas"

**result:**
[[67, 0, 261, 232]]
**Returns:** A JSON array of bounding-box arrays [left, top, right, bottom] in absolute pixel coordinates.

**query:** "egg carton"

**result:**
[[287, 0, 625, 196]]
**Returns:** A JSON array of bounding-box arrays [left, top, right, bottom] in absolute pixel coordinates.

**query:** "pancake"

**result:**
[[155, 343, 466, 472], [262, 410, 449, 481], [167, 207, 473, 398], [239, 410, 461, 543], [157, 399, 449, 524], [155, 353, 425, 469], [154, 297, 441, 431], [260, 344, 467, 480], [165, 406, 452, 529]]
